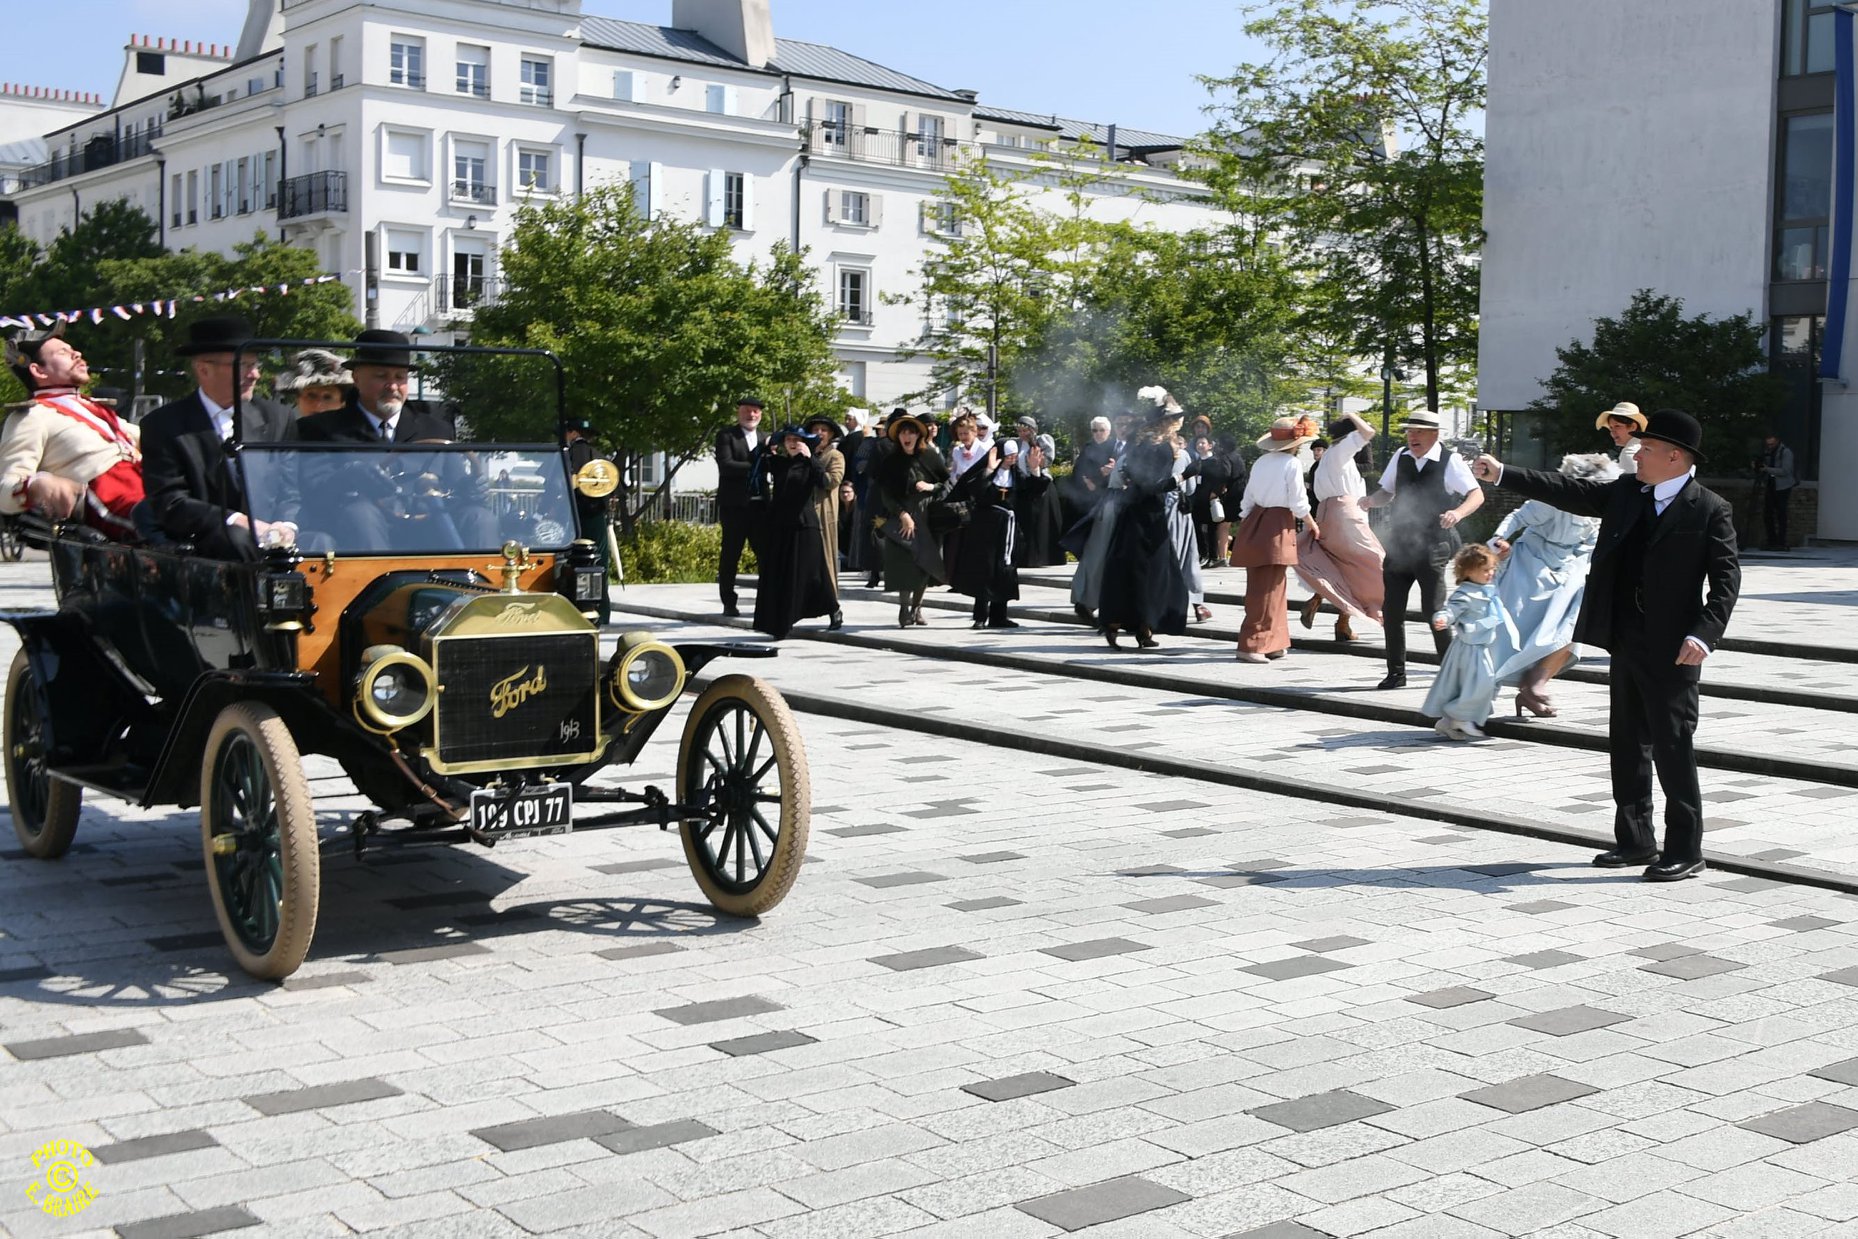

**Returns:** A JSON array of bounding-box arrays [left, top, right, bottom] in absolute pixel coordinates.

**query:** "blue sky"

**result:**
[[2, 0, 1263, 142]]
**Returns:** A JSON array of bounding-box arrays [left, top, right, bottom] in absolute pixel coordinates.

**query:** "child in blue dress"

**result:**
[[1424, 543, 1518, 741]]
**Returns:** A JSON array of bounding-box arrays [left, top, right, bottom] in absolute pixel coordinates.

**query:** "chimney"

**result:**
[[671, 0, 774, 69]]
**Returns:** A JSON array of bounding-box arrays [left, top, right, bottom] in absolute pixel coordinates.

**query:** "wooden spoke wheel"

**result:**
[[676, 675, 810, 917], [200, 703, 320, 980], [3, 651, 81, 858]]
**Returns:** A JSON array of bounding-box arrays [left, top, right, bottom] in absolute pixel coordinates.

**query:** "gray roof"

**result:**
[[978, 106, 1186, 151], [0, 137, 47, 168], [581, 17, 964, 101]]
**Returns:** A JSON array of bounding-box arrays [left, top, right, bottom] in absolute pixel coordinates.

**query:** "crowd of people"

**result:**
[[718, 389, 1730, 711]]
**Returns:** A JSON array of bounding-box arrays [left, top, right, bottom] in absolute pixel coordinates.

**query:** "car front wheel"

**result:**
[[200, 703, 320, 980], [676, 675, 810, 917]]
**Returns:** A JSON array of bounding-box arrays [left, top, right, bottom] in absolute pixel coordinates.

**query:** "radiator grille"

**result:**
[[433, 632, 600, 769]]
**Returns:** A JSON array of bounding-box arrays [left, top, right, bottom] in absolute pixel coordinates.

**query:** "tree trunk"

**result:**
[[1414, 211, 1441, 412]]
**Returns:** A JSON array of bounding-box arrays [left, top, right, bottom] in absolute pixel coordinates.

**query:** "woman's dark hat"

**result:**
[[176, 315, 256, 357], [774, 424, 819, 446], [346, 329, 421, 370], [802, 415, 843, 440], [1632, 408, 1706, 464]]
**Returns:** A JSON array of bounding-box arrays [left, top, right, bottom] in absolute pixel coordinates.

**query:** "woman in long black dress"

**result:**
[[751, 426, 837, 639], [874, 415, 951, 628], [1096, 405, 1189, 648]]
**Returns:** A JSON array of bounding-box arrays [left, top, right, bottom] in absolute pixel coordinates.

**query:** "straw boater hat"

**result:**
[[1257, 416, 1319, 452], [1402, 409, 1443, 432], [274, 348, 351, 394], [887, 413, 930, 443], [1593, 401, 1647, 431]]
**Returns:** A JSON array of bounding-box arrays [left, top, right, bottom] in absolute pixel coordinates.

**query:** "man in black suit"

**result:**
[[139, 315, 298, 559], [297, 330, 450, 445], [1475, 409, 1741, 882], [714, 396, 767, 617], [295, 330, 466, 550]]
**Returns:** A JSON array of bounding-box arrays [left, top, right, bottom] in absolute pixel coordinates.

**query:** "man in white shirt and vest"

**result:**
[[1362, 409, 1483, 690]]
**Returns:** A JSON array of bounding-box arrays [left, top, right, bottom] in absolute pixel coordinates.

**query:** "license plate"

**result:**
[[470, 783, 574, 839]]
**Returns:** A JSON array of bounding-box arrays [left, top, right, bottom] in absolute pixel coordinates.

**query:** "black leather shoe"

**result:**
[[722, 603, 741, 619], [828, 610, 843, 631], [1376, 672, 1406, 690], [988, 619, 1020, 629], [1643, 858, 1706, 882], [1074, 603, 1094, 621], [1593, 849, 1660, 869]]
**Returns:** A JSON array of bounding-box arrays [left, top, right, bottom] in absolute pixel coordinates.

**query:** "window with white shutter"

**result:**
[[628, 161, 661, 218], [382, 129, 428, 182]]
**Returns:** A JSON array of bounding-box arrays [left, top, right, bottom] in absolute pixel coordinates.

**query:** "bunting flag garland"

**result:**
[[0, 274, 344, 332]]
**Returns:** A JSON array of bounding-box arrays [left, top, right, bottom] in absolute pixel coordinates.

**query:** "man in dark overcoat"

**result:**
[[139, 315, 298, 558], [713, 397, 768, 616], [1475, 408, 1741, 881]]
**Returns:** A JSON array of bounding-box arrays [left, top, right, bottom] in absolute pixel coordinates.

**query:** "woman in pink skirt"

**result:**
[[1295, 408, 1386, 642], [1232, 416, 1320, 662]]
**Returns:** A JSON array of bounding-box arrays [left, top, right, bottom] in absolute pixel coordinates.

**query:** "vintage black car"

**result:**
[[1, 353, 808, 980]]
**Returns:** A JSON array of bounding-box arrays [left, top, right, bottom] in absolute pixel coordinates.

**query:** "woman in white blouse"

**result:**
[[1295, 409, 1386, 641], [1231, 416, 1320, 662], [1597, 402, 1644, 476]]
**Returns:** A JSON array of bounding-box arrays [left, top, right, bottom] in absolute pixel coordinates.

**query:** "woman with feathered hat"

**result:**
[[1232, 415, 1321, 662], [1490, 452, 1621, 717]]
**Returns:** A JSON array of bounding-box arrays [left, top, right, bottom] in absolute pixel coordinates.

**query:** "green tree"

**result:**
[[1199, 0, 1486, 411], [1528, 290, 1784, 462], [432, 183, 848, 532], [1, 203, 356, 404], [1013, 222, 1301, 443]]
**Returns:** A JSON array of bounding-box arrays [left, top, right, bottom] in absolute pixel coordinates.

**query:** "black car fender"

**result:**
[[2, 609, 160, 765], [143, 669, 338, 809]]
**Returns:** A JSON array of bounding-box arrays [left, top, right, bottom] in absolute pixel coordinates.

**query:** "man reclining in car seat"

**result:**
[[0, 323, 144, 541]]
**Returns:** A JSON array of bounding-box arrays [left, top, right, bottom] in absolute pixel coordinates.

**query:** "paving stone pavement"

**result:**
[[4, 554, 1858, 1236], [608, 581, 1858, 884]]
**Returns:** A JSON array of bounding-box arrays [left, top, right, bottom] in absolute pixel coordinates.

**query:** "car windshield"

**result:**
[[237, 443, 579, 556]]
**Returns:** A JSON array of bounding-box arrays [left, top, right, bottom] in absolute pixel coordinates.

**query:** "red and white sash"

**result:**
[[27, 388, 144, 535]]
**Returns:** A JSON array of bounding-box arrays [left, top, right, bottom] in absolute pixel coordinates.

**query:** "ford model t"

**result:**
[[1, 344, 808, 979]]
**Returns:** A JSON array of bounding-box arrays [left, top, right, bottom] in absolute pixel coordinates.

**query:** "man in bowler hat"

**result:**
[[296, 331, 463, 548], [297, 330, 449, 444], [713, 396, 768, 616], [1474, 409, 1741, 881], [139, 315, 297, 558]]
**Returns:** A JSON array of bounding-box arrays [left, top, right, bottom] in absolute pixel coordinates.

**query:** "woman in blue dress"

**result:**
[[1490, 453, 1619, 717]]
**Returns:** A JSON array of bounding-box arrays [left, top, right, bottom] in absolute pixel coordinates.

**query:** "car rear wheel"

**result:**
[[4, 651, 82, 858], [200, 703, 320, 980], [676, 675, 810, 917]]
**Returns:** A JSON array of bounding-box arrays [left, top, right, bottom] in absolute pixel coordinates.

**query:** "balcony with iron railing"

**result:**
[[277, 170, 347, 220], [17, 126, 163, 189], [450, 179, 496, 206], [434, 274, 505, 312], [804, 123, 972, 172]]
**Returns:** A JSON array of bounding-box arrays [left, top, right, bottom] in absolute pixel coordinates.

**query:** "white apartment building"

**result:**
[[2, 0, 1218, 450]]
